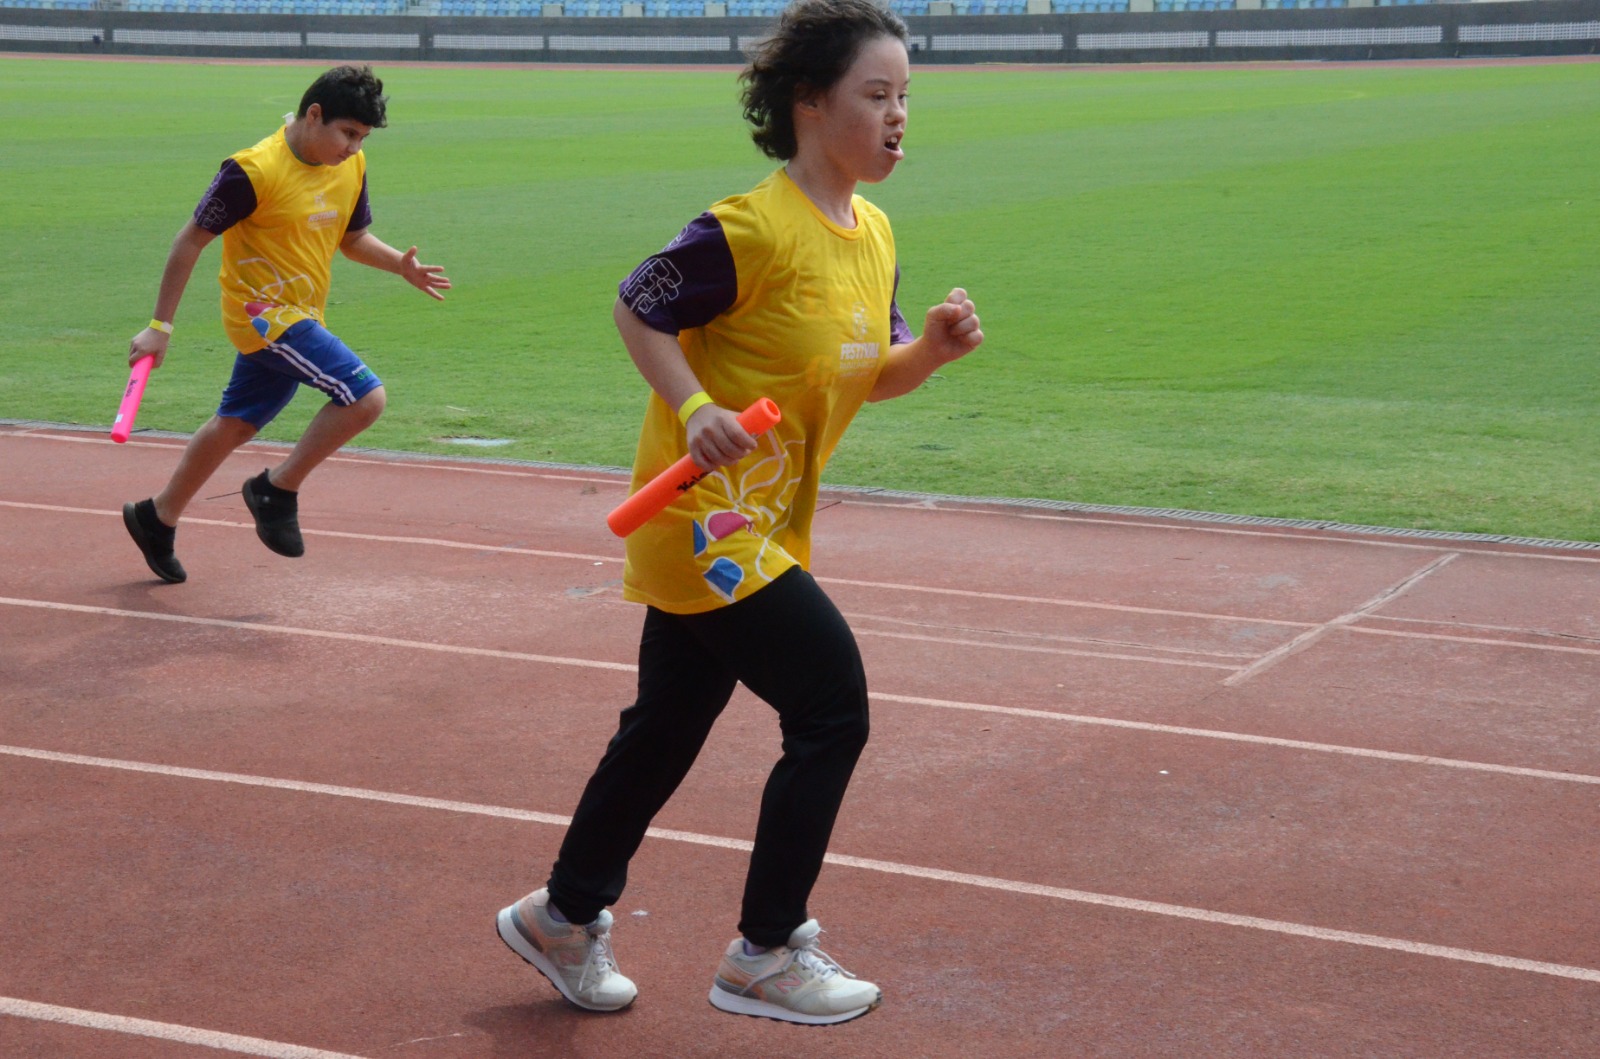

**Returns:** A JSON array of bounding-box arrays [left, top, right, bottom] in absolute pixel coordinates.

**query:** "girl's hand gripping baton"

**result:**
[[606, 397, 781, 538], [112, 356, 155, 444]]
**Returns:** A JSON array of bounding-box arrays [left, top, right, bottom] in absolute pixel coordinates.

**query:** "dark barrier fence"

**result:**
[[1, 0, 1596, 63]]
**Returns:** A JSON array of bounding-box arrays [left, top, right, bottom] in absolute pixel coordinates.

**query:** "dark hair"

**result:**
[[739, 0, 908, 161], [299, 64, 388, 129]]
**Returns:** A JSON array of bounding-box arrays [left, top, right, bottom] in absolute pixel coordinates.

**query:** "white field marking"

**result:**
[[868, 691, 1600, 787], [834, 498, 1600, 564], [4, 594, 1597, 786], [0, 500, 1308, 627], [1366, 614, 1600, 647], [0, 996, 365, 1059], [0, 505, 1587, 659], [0, 597, 634, 673], [852, 626, 1243, 671], [0, 431, 625, 487], [1222, 554, 1460, 687], [4, 745, 1599, 987], [843, 608, 1261, 659], [0, 501, 617, 564], [1345, 625, 1600, 659], [9, 428, 1600, 564], [817, 853, 1600, 985], [823, 576, 1312, 627], [3, 499, 1587, 655]]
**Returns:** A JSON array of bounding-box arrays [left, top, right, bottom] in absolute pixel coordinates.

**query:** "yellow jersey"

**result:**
[[618, 168, 911, 614], [192, 125, 370, 354]]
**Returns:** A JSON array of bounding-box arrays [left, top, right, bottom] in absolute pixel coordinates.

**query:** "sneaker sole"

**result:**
[[707, 984, 881, 1025], [241, 479, 304, 558], [122, 503, 186, 584], [495, 904, 633, 1013]]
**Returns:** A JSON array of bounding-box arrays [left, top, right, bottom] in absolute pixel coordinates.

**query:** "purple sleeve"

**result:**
[[618, 213, 737, 335], [192, 159, 256, 235], [347, 175, 372, 234], [890, 265, 913, 345]]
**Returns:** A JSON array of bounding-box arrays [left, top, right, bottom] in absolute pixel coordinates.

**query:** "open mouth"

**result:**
[[884, 133, 904, 159]]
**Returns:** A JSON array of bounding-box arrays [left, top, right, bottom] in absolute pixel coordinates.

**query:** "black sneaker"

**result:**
[[242, 469, 304, 558], [123, 499, 186, 584]]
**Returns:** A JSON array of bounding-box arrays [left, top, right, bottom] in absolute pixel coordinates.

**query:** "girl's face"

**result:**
[[803, 35, 910, 185]]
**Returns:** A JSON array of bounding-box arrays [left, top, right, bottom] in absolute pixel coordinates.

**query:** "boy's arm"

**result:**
[[129, 222, 216, 370], [339, 228, 451, 300], [613, 297, 755, 472], [868, 287, 983, 403]]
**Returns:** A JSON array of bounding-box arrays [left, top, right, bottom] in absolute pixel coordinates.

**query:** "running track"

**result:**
[[2, 423, 1598, 1057]]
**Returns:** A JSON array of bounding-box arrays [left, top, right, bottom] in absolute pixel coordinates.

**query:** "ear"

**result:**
[[304, 102, 323, 126]]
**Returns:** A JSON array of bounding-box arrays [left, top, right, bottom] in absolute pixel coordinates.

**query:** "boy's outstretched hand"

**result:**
[[921, 288, 983, 365], [399, 246, 452, 301]]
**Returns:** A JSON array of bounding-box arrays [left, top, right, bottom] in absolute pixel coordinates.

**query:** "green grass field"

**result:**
[[2, 55, 1596, 540]]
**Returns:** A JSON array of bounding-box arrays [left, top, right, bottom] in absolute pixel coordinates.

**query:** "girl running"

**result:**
[[497, 0, 982, 1025]]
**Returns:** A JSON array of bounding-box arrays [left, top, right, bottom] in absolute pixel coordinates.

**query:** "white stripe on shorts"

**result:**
[[265, 338, 359, 405]]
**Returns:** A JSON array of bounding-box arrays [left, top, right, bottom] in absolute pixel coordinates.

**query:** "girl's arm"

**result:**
[[613, 297, 756, 471], [869, 288, 983, 402], [339, 228, 451, 300]]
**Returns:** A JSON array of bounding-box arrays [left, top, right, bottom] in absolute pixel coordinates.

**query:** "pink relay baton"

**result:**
[[606, 398, 782, 538], [111, 356, 154, 444]]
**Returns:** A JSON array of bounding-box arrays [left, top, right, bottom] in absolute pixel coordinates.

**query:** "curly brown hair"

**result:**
[[738, 0, 908, 161], [298, 64, 388, 129]]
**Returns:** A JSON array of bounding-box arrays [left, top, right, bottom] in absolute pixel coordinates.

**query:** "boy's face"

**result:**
[[300, 103, 373, 166], [805, 35, 909, 185]]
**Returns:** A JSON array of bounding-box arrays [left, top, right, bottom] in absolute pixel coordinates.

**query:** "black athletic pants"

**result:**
[[546, 566, 870, 948]]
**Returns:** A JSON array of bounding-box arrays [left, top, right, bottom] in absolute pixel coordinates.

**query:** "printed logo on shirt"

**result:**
[[306, 207, 341, 231], [839, 301, 880, 377], [621, 257, 685, 315]]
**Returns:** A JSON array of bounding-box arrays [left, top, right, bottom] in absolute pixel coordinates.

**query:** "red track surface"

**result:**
[[3, 424, 1598, 1057]]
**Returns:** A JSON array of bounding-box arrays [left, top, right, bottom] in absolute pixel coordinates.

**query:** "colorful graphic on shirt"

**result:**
[[704, 557, 745, 601]]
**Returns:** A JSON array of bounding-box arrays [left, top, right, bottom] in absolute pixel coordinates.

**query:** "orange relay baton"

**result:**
[[606, 397, 781, 538]]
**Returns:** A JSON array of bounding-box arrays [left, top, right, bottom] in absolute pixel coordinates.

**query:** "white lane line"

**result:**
[[834, 499, 1600, 563], [0, 431, 624, 487], [1222, 554, 1460, 686], [0, 996, 365, 1059], [819, 854, 1600, 985], [4, 594, 1596, 786], [853, 626, 1243, 670], [4, 744, 1598, 987], [0, 501, 616, 563], [842, 608, 1261, 659], [870, 691, 1600, 787], [824, 576, 1311, 627], [1346, 625, 1600, 658], [14, 500, 1595, 652], [0, 501, 1313, 625], [8, 429, 1599, 563], [0, 597, 634, 673], [1374, 614, 1600, 643]]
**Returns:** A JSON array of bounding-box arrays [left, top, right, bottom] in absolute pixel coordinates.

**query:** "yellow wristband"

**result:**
[[148, 319, 173, 335], [677, 391, 715, 426]]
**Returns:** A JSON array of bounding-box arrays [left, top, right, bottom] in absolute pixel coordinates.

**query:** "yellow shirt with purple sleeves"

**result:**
[[618, 168, 912, 615], [191, 125, 370, 354]]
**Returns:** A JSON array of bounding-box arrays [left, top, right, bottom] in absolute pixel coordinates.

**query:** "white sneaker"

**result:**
[[708, 920, 881, 1025], [496, 888, 637, 1012]]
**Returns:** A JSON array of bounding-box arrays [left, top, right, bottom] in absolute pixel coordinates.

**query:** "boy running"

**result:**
[[122, 64, 449, 584]]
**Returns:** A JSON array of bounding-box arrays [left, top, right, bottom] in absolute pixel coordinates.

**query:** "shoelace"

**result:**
[[578, 929, 619, 989], [789, 939, 855, 982]]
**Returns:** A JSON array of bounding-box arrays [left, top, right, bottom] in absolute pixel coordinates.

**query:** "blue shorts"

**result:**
[[218, 319, 383, 429]]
